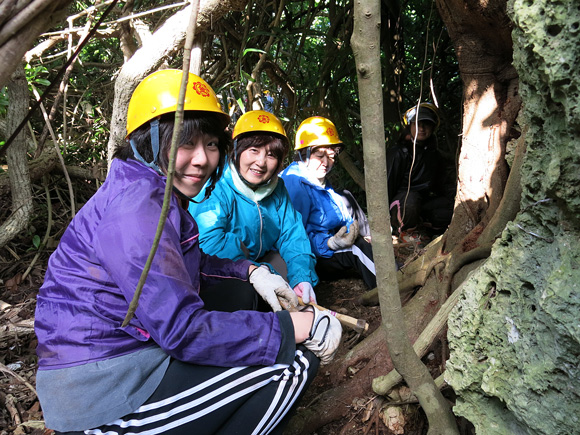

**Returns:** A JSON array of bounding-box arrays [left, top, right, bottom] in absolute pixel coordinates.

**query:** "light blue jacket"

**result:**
[[280, 161, 353, 258], [189, 162, 318, 288]]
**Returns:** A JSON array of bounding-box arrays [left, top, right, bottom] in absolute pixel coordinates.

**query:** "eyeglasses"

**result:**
[[311, 147, 339, 161]]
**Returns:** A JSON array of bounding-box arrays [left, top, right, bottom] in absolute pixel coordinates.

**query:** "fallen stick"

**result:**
[[298, 298, 369, 334]]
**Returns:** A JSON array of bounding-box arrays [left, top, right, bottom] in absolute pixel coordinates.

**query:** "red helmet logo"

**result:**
[[326, 127, 335, 136], [258, 115, 270, 124], [192, 81, 210, 97]]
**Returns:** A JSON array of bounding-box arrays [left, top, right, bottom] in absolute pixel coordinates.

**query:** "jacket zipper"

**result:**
[[254, 200, 264, 260]]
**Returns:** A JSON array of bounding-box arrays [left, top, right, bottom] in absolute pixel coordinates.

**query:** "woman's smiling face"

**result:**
[[172, 133, 220, 197], [238, 144, 279, 187]]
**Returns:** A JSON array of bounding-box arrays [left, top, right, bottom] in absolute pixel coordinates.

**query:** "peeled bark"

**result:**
[[436, 0, 521, 250], [0, 0, 73, 89], [0, 65, 33, 249]]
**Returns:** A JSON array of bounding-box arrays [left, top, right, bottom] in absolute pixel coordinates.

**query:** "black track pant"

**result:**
[[390, 190, 453, 233], [316, 236, 376, 289], [56, 281, 319, 435], [58, 349, 318, 435]]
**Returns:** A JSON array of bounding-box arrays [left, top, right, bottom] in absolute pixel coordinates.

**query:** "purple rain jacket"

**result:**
[[35, 158, 288, 371]]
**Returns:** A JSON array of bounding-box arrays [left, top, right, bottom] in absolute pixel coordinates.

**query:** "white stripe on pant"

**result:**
[[79, 349, 317, 435]]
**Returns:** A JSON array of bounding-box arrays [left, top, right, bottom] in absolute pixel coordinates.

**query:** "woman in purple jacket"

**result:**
[[34, 70, 341, 435]]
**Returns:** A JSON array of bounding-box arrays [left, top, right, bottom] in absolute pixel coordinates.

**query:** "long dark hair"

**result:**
[[114, 111, 231, 199]]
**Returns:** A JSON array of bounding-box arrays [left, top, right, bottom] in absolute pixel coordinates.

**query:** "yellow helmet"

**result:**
[[294, 116, 343, 151], [402, 102, 440, 130], [126, 69, 229, 137], [232, 110, 287, 140]]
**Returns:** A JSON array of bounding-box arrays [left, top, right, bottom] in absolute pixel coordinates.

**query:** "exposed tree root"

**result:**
[[0, 146, 59, 196]]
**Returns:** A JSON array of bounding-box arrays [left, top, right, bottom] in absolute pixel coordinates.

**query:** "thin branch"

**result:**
[[122, 0, 201, 327], [39, 1, 188, 38], [245, 0, 285, 109], [31, 85, 76, 218], [22, 176, 52, 281]]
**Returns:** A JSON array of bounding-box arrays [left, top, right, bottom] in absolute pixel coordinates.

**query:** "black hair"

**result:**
[[114, 111, 231, 199], [231, 132, 289, 172]]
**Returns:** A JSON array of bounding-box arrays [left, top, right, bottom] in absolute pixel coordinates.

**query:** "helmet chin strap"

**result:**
[[298, 147, 311, 164], [130, 119, 163, 175]]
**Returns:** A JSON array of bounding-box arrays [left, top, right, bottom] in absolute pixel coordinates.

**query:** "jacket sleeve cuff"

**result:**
[[274, 310, 296, 365]]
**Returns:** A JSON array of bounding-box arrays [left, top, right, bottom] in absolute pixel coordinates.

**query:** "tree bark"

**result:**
[[0, 146, 59, 196], [435, 0, 520, 251], [351, 1, 458, 434], [0, 0, 73, 89], [0, 65, 33, 249]]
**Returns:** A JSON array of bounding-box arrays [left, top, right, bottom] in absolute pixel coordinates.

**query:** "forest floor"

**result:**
[[0, 178, 471, 434], [295, 231, 475, 435]]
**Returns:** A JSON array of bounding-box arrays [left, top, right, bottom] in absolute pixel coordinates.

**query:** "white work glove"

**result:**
[[249, 265, 299, 312], [293, 282, 317, 304], [327, 220, 359, 250], [301, 305, 342, 365]]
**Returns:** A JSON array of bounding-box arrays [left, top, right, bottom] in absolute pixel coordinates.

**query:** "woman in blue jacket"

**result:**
[[190, 110, 318, 303], [280, 116, 377, 290], [34, 70, 341, 435]]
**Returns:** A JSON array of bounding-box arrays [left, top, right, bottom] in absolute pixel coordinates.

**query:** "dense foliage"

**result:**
[[0, 0, 460, 199]]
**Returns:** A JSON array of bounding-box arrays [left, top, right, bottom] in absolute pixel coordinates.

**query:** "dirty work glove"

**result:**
[[301, 305, 342, 365], [249, 265, 299, 312], [327, 220, 360, 250], [293, 282, 317, 304]]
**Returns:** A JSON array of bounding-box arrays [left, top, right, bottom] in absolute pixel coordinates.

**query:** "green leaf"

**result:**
[[242, 47, 267, 57], [241, 70, 255, 83], [236, 98, 245, 112], [33, 235, 41, 249]]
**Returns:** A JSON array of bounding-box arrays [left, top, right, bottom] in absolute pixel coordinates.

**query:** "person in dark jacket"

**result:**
[[280, 116, 377, 290], [387, 103, 456, 235], [34, 70, 342, 435]]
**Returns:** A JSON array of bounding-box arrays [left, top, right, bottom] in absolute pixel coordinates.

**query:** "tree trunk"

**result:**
[[435, 0, 520, 251], [0, 65, 33, 249], [351, 0, 458, 433], [0, 0, 73, 89], [288, 0, 523, 432]]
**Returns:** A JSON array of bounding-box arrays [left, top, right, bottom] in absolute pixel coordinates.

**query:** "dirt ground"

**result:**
[[291, 234, 475, 435], [0, 179, 472, 434]]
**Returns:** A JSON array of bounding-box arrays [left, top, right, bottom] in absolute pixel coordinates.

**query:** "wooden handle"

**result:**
[[298, 298, 369, 334]]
